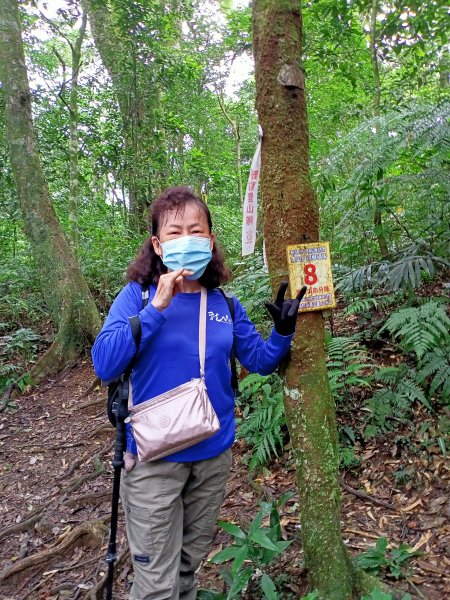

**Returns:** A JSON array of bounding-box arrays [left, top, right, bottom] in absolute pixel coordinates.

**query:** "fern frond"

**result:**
[[373, 366, 405, 384], [381, 301, 450, 359], [344, 297, 379, 316], [398, 378, 430, 408]]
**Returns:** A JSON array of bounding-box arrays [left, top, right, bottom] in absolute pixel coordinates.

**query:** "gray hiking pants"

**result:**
[[120, 449, 232, 600]]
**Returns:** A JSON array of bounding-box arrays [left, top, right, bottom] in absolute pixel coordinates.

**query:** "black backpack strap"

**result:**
[[217, 288, 240, 397], [123, 285, 149, 378]]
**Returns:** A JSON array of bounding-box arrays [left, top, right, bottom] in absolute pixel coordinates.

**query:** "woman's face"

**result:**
[[152, 203, 214, 258]]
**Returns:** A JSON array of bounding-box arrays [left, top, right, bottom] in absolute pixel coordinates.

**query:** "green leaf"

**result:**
[[227, 567, 253, 599], [217, 520, 246, 541], [260, 573, 279, 600], [248, 510, 264, 537], [197, 590, 227, 600], [231, 544, 249, 576], [210, 545, 243, 564], [249, 530, 279, 551]]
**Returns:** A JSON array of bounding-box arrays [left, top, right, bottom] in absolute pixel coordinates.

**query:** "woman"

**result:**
[[92, 186, 304, 600]]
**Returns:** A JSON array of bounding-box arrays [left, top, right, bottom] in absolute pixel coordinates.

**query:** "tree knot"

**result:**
[[277, 64, 304, 90]]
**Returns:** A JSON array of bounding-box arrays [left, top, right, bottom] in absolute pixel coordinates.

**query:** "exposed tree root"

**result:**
[[57, 440, 113, 482], [353, 566, 402, 598], [0, 516, 109, 583], [79, 396, 103, 410], [64, 491, 110, 508], [85, 547, 130, 600], [82, 377, 101, 398], [88, 422, 114, 438], [28, 326, 84, 387], [62, 469, 104, 496], [0, 509, 46, 543], [0, 383, 18, 412], [340, 477, 398, 511]]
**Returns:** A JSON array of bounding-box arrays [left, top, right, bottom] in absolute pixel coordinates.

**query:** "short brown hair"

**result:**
[[127, 186, 231, 289]]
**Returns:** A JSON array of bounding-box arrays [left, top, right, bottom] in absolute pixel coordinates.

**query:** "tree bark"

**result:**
[[69, 10, 87, 250], [252, 1, 382, 597], [0, 0, 101, 382], [83, 0, 164, 231], [369, 0, 390, 259], [217, 93, 244, 205], [369, 0, 381, 115]]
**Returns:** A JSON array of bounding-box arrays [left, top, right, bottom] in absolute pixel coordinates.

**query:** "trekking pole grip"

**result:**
[[112, 419, 125, 469]]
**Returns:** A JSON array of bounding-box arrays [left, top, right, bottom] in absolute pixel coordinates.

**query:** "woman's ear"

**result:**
[[152, 236, 162, 258], [209, 233, 215, 251]]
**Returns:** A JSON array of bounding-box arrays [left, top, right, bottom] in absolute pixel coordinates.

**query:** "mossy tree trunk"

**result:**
[[369, 0, 390, 260], [0, 0, 101, 383], [252, 2, 382, 598], [68, 9, 87, 251], [83, 0, 164, 232]]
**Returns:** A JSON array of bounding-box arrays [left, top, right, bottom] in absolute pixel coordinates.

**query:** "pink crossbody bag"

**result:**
[[126, 287, 220, 462]]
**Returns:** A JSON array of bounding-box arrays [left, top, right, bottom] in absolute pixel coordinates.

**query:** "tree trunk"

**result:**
[[217, 94, 244, 205], [0, 0, 101, 383], [369, 0, 390, 259], [252, 1, 383, 597], [369, 0, 381, 115], [69, 10, 87, 250], [83, 0, 162, 231]]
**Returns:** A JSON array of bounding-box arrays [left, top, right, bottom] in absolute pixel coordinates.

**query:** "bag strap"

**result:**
[[123, 285, 149, 378], [199, 287, 207, 377], [217, 288, 239, 397]]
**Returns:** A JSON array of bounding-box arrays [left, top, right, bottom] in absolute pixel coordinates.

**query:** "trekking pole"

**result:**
[[105, 393, 128, 600]]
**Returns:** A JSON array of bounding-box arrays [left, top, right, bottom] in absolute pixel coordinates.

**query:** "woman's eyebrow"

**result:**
[[166, 223, 183, 229]]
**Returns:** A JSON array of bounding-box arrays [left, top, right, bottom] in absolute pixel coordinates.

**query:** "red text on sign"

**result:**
[[304, 263, 318, 286]]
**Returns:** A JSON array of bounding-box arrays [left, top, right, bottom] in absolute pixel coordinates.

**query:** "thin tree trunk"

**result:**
[[69, 10, 87, 250], [369, 0, 389, 259], [252, 1, 383, 597], [217, 94, 244, 205], [0, 0, 101, 382], [369, 0, 381, 115], [83, 0, 158, 232]]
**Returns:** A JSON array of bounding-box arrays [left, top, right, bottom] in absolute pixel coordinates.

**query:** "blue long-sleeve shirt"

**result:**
[[92, 282, 293, 461]]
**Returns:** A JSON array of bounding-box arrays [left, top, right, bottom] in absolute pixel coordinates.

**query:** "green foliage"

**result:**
[[361, 590, 411, 600], [230, 252, 271, 329], [417, 345, 450, 403], [236, 374, 285, 471], [339, 446, 361, 469], [367, 301, 450, 414], [364, 364, 431, 438], [380, 301, 450, 360], [326, 336, 372, 400], [207, 493, 293, 599], [356, 537, 420, 580], [336, 240, 449, 293]]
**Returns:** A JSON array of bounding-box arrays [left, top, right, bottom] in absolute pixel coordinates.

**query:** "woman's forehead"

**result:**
[[160, 204, 207, 227]]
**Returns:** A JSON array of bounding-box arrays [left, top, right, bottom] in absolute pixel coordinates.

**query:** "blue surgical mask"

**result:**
[[160, 235, 212, 280]]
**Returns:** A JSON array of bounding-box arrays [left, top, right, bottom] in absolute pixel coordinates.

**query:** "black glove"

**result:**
[[265, 282, 308, 336]]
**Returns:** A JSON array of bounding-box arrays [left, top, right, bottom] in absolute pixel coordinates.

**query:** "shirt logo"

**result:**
[[208, 311, 232, 325]]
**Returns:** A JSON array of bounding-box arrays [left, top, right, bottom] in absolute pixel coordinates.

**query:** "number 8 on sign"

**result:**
[[304, 263, 318, 285]]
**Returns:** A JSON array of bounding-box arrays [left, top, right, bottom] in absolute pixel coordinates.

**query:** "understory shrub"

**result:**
[[236, 373, 285, 472]]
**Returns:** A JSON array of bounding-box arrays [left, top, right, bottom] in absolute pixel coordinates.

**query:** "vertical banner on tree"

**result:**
[[287, 242, 336, 312], [242, 139, 261, 256]]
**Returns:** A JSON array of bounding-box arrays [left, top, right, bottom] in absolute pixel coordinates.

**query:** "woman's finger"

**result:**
[[296, 285, 308, 303], [275, 281, 289, 306]]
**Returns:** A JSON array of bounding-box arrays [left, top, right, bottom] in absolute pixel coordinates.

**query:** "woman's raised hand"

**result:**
[[151, 269, 193, 311]]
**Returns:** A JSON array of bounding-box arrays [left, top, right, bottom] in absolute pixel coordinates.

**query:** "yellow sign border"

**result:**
[[286, 241, 336, 312]]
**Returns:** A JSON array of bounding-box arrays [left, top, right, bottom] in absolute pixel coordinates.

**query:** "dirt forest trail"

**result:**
[[0, 361, 449, 599]]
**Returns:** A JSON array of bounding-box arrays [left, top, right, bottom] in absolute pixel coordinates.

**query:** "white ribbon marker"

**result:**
[[242, 127, 262, 256]]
